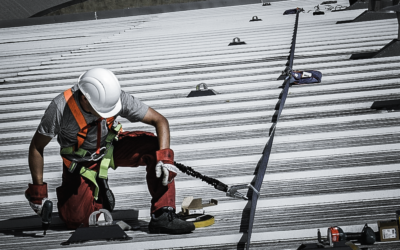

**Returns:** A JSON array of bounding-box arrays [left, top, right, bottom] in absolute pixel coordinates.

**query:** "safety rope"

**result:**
[[244, 9, 301, 250], [174, 162, 228, 192], [172, 10, 300, 250]]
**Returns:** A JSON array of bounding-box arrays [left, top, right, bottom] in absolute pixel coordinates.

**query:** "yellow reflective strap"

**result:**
[[79, 167, 99, 200], [98, 144, 114, 179]]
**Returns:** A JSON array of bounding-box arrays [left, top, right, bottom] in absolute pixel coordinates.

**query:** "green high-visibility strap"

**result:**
[[61, 123, 122, 197], [106, 131, 116, 143], [60, 147, 73, 155], [75, 148, 88, 157], [80, 167, 99, 200], [60, 147, 88, 158], [113, 124, 122, 135], [99, 144, 115, 179], [97, 125, 121, 179]]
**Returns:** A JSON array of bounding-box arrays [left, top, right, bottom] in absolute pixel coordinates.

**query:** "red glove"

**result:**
[[156, 149, 178, 186], [25, 183, 48, 216]]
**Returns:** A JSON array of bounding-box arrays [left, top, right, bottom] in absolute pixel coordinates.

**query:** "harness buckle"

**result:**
[[68, 161, 78, 173], [89, 147, 107, 161]]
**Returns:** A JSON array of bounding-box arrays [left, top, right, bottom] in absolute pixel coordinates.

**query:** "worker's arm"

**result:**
[[141, 107, 170, 150], [141, 107, 177, 186], [28, 131, 52, 185]]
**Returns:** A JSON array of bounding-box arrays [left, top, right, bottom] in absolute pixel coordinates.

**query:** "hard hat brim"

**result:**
[[93, 98, 122, 118]]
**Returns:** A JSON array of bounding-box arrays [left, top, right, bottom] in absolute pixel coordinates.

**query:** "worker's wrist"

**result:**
[[26, 182, 48, 203], [28, 182, 47, 188], [32, 177, 44, 185], [156, 148, 174, 165]]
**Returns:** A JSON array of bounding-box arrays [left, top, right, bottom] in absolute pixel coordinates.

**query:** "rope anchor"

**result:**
[[226, 184, 258, 200], [249, 16, 262, 22], [229, 37, 246, 46]]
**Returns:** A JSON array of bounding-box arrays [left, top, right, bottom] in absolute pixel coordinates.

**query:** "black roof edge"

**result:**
[[30, 0, 88, 18], [0, 0, 264, 29]]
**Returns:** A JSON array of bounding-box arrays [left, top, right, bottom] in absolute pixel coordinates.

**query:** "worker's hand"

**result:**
[[25, 183, 48, 216], [156, 149, 178, 186]]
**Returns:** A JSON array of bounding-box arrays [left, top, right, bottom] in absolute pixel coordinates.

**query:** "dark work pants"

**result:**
[[56, 131, 176, 229]]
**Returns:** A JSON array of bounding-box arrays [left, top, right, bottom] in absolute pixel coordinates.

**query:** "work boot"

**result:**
[[148, 207, 195, 234]]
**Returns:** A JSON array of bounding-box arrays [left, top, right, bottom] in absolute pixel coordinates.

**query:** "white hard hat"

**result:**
[[78, 68, 122, 118]]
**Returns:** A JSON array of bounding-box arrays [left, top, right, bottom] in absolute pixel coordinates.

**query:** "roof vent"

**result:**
[[187, 83, 217, 98], [337, 0, 398, 24], [229, 37, 246, 46], [371, 99, 400, 111], [250, 16, 262, 22], [350, 10, 400, 59]]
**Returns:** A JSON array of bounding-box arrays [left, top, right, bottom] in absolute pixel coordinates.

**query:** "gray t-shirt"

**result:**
[[37, 84, 148, 153]]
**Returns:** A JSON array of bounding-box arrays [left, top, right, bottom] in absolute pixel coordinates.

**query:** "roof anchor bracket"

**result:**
[[229, 37, 246, 46], [226, 184, 259, 200], [250, 16, 262, 22]]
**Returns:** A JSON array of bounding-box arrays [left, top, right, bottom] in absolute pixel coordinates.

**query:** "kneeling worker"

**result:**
[[25, 68, 195, 234]]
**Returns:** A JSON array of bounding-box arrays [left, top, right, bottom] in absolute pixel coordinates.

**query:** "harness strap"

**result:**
[[61, 88, 122, 199], [62, 158, 73, 171], [99, 145, 114, 179], [98, 123, 122, 178], [106, 117, 115, 129], [64, 89, 88, 149], [96, 120, 102, 155], [61, 147, 88, 158], [80, 167, 99, 200]]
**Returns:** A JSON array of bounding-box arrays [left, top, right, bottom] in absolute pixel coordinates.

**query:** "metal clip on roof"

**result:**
[[187, 83, 217, 97], [312, 5, 325, 15], [89, 209, 113, 226], [250, 16, 262, 22], [61, 209, 132, 245], [228, 37, 246, 46], [226, 184, 259, 200], [277, 66, 292, 80]]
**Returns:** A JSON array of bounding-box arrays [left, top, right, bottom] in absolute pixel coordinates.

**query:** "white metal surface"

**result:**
[[1, 0, 400, 249]]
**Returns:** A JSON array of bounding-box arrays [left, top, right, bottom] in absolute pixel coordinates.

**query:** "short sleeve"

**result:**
[[119, 90, 149, 122], [37, 101, 62, 138]]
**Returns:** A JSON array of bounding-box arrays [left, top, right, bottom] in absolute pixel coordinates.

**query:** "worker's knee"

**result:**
[[56, 181, 102, 229]]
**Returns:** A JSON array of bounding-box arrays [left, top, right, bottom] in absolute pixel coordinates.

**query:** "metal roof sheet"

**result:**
[[1, 0, 400, 249]]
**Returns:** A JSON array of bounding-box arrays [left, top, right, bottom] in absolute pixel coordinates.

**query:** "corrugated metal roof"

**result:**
[[1, 0, 400, 249]]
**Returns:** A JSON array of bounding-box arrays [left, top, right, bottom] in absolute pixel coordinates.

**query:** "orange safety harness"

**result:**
[[60, 88, 122, 199]]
